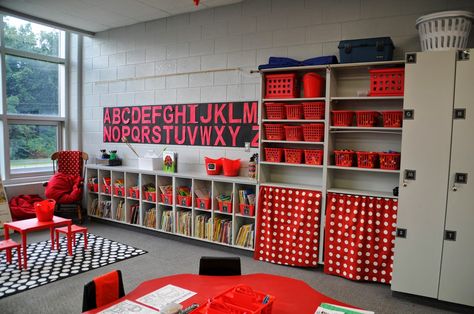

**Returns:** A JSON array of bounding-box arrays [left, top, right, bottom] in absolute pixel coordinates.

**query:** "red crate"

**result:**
[[265, 73, 298, 99], [334, 150, 355, 167], [161, 193, 173, 205], [102, 185, 112, 194], [369, 68, 405, 96], [382, 111, 403, 127], [239, 204, 255, 216], [193, 285, 275, 314], [302, 123, 324, 142], [88, 183, 99, 192], [284, 148, 303, 164], [284, 104, 303, 119], [332, 110, 354, 126], [113, 186, 125, 197], [263, 124, 285, 140], [196, 197, 211, 210], [304, 149, 323, 165], [145, 191, 157, 202], [303, 102, 325, 120], [264, 148, 283, 162], [218, 200, 233, 213], [356, 151, 379, 168], [379, 152, 401, 170], [356, 111, 379, 127], [128, 188, 140, 199], [177, 195, 192, 207], [264, 102, 285, 120], [283, 125, 303, 141]]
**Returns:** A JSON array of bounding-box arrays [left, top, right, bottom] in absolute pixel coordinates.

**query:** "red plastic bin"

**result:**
[[264, 124, 285, 140], [205, 157, 222, 175], [284, 148, 303, 164], [145, 191, 157, 202], [356, 151, 379, 168], [356, 111, 379, 127], [161, 193, 173, 205], [369, 68, 405, 96], [196, 197, 211, 210], [128, 188, 140, 199], [283, 125, 303, 141], [264, 102, 285, 120], [382, 111, 403, 127], [379, 152, 401, 170], [303, 72, 324, 97], [304, 149, 323, 165], [177, 195, 192, 207], [264, 148, 283, 162], [334, 150, 355, 167], [302, 123, 324, 142], [239, 204, 255, 216], [284, 104, 303, 119], [88, 183, 99, 192], [265, 73, 298, 99], [113, 186, 125, 197], [222, 158, 241, 176], [218, 200, 233, 213], [332, 111, 354, 126], [303, 102, 325, 120], [102, 185, 112, 194]]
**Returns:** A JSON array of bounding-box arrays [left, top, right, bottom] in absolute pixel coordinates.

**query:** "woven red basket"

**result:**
[[284, 125, 303, 141], [264, 148, 283, 162], [356, 151, 379, 168], [382, 111, 403, 127], [332, 111, 354, 126], [284, 148, 303, 164], [264, 124, 285, 140], [284, 104, 303, 119], [302, 123, 324, 142], [303, 102, 325, 120], [379, 152, 401, 170], [265, 102, 285, 120], [369, 68, 405, 96], [356, 111, 379, 127], [304, 149, 323, 165], [265, 73, 298, 98], [334, 150, 355, 167]]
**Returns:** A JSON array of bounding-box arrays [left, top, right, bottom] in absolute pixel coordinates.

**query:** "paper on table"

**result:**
[[315, 307, 344, 314], [98, 300, 158, 314], [137, 284, 196, 311], [317, 303, 375, 314]]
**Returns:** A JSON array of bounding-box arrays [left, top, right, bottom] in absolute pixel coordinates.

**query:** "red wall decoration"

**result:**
[[254, 186, 322, 267], [103, 102, 259, 147], [324, 192, 398, 284]]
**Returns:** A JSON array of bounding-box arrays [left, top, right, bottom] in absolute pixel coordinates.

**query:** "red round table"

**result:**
[[87, 273, 353, 313]]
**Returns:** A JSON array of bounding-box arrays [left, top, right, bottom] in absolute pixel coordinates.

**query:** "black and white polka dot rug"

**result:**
[[0, 233, 147, 299]]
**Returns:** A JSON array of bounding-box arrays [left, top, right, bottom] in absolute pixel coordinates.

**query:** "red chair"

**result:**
[[0, 239, 22, 269], [44, 151, 88, 223], [55, 224, 88, 251], [82, 270, 125, 312]]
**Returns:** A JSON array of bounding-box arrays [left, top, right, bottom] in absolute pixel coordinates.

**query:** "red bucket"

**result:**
[[222, 158, 241, 176], [34, 199, 56, 222], [303, 72, 324, 98], [205, 157, 222, 175]]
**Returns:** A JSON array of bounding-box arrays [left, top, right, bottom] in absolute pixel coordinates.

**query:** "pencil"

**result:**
[[121, 136, 140, 157]]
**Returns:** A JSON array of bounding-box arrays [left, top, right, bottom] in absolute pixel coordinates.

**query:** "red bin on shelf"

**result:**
[[177, 195, 192, 207], [102, 185, 112, 194], [356, 111, 379, 127], [265, 73, 298, 99], [113, 186, 125, 197], [369, 68, 405, 96], [196, 197, 211, 210], [302, 123, 324, 142], [128, 188, 140, 199], [264, 148, 283, 162], [303, 72, 324, 97], [379, 152, 401, 170], [356, 151, 379, 168], [284, 104, 303, 119], [332, 111, 354, 126], [382, 111, 403, 127], [264, 124, 285, 140], [161, 193, 173, 205], [304, 149, 323, 165], [145, 191, 157, 202], [284, 148, 303, 164], [239, 204, 255, 216], [222, 158, 241, 177], [303, 102, 325, 120], [334, 150, 355, 167], [264, 102, 285, 120], [218, 200, 233, 213], [205, 157, 222, 175], [283, 125, 303, 141]]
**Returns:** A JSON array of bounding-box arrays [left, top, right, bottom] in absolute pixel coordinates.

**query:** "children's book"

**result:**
[[162, 151, 177, 173]]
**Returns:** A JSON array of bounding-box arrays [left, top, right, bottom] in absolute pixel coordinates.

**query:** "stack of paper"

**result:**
[[315, 303, 374, 314]]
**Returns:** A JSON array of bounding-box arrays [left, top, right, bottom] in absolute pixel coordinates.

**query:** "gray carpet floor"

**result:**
[[0, 220, 470, 314]]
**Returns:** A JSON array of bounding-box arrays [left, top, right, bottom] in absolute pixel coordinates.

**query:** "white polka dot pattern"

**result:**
[[57, 151, 83, 176], [323, 193, 398, 284], [254, 186, 321, 267]]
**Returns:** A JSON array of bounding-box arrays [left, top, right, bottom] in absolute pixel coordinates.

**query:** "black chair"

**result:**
[[199, 256, 241, 276], [82, 270, 125, 312]]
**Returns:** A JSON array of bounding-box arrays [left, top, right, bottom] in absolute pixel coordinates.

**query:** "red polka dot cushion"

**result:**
[[57, 151, 83, 177]]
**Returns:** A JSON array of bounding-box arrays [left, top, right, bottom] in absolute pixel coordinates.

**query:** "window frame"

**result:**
[[0, 14, 70, 182]]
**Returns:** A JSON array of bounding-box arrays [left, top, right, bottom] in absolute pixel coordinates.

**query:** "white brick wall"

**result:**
[[82, 0, 474, 166]]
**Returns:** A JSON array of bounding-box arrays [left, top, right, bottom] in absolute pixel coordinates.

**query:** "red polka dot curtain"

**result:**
[[254, 186, 321, 267], [324, 193, 398, 284]]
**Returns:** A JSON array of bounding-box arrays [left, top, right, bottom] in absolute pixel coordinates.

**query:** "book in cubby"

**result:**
[[213, 216, 232, 245], [115, 199, 125, 221], [99, 200, 112, 218], [88, 197, 99, 216], [235, 223, 254, 249], [160, 209, 173, 232], [177, 210, 192, 236], [195, 214, 212, 240], [238, 188, 256, 216], [129, 203, 140, 225], [143, 207, 156, 229]]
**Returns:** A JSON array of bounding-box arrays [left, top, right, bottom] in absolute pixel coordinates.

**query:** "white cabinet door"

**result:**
[[438, 51, 474, 306], [391, 51, 456, 298]]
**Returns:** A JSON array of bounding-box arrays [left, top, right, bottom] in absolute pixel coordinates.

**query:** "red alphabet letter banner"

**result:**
[[254, 186, 321, 267], [102, 101, 259, 148], [324, 192, 398, 284]]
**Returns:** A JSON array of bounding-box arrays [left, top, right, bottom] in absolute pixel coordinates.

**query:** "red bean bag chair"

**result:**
[[45, 172, 83, 204], [9, 194, 44, 221]]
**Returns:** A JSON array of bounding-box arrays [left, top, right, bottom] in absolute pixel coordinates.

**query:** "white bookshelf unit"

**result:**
[[86, 165, 257, 251]]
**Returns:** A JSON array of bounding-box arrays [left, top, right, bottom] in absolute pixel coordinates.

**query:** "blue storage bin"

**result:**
[[338, 37, 394, 63]]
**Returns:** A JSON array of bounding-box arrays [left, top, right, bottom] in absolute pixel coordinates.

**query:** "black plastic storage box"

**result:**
[[338, 37, 394, 63]]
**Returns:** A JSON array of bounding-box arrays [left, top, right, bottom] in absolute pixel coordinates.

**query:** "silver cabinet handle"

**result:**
[[402, 180, 408, 187], [452, 185, 458, 192]]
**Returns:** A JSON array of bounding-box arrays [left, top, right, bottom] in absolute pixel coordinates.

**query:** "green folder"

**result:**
[[320, 303, 374, 314]]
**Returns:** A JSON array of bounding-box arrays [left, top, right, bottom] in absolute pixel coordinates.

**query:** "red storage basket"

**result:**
[[369, 68, 405, 96], [102, 185, 112, 194], [265, 73, 298, 98], [264, 102, 285, 120], [222, 158, 241, 176], [113, 186, 125, 197], [218, 200, 233, 213], [379, 152, 401, 170], [34, 199, 56, 222], [284, 148, 303, 164], [304, 149, 323, 165], [264, 124, 285, 140], [161, 193, 173, 205], [303, 102, 325, 119], [382, 111, 403, 127], [356, 111, 379, 127], [264, 148, 283, 162], [128, 188, 139, 199], [239, 204, 255, 216], [145, 191, 157, 202], [177, 195, 192, 207], [196, 197, 211, 210], [89, 183, 99, 192], [205, 157, 222, 175], [302, 123, 324, 142], [356, 151, 379, 168], [303, 72, 324, 97], [332, 111, 354, 126], [334, 150, 355, 167], [284, 104, 303, 119], [283, 125, 303, 141]]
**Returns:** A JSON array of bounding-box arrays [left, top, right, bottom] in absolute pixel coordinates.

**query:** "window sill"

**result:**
[[3, 175, 52, 187]]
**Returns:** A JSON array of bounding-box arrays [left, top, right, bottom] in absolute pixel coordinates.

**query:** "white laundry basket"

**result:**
[[416, 10, 473, 51]]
